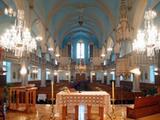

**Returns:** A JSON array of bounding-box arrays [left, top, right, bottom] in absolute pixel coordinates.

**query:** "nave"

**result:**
[[0, 0, 160, 120]]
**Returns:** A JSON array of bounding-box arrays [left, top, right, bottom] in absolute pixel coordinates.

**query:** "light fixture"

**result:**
[[130, 68, 141, 75], [55, 53, 60, 57], [32, 69, 38, 73], [4, 7, 16, 17], [78, 15, 83, 26], [35, 36, 43, 41], [46, 71, 51, 75], [0, 10, 38, 57], [48, 47, 54, 51], [101, 53, 105, 57], [104, 72, 107, 76], [133, 9, 160, 57], [91, 72, 95, 76], [54, 71, 58, 75], [20, 64, 27, 75], [107, 48, 112, 51], [65, 72, 69, 76]]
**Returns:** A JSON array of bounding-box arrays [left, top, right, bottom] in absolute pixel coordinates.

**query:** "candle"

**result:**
[[112, 81, 115, 100], [51, 80, 54, 101]]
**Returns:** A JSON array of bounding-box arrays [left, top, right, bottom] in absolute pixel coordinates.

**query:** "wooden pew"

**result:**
[[127, 95, 160, 119]]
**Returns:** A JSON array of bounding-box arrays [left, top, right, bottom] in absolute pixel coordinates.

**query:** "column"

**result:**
[[41, 53, 46, 87], [101, 72, 104, 84], [68, 72, 71, 82], [132, 74, 141, 92], [107, 73, 111, 85], [38, 67, 41, 80], [116, 76, 120, 87], [57, 72, 60, 83]]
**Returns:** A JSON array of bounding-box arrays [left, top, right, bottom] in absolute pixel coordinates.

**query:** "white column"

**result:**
[[90, 72, 93, 83], [38, 67, 41, 80], [101, 72, 104, 84], [41, 53, 46, 87], [107, 74, 111, 85], [68, 72, 71, 82], [132, 74, 141, 92]]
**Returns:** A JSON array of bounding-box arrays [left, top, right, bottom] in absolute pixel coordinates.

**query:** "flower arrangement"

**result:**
[[62, 87, 70, 93]]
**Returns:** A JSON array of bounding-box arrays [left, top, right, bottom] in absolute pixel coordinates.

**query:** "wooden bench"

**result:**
[[127, 95, 160, 119]]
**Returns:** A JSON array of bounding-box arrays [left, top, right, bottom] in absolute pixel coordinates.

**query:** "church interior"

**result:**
[[0, 0, 160, 120]]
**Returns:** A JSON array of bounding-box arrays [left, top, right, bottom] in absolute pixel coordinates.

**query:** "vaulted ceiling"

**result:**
[[33, 0, 120, 48], [1, 0, 160, 53]]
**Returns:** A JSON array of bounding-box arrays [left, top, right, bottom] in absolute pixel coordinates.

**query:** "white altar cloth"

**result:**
[[56, 91, 111, 115]]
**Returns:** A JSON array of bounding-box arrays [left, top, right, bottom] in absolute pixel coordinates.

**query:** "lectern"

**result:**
[[9, 86, 37, 113]]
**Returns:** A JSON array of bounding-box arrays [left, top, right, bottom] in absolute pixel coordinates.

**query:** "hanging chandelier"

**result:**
[[0, 10, 37, 57], [133, 9, 160, 57]]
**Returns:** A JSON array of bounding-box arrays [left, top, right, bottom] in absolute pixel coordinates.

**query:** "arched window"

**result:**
[[77, 41, 85, 59]]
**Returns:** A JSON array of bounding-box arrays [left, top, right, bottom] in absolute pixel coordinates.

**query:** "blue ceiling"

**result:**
[[1, 0, 160, 49], [33, 0, 120, 48]]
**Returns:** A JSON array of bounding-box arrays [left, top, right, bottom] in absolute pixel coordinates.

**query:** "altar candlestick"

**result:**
[[51, 80, 54, 100], [112, 81, 115, 100]]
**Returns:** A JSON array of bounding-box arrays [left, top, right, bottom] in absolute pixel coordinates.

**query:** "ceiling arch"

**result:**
[[44, 0, 117, 48], [50, 9, 110, 46]]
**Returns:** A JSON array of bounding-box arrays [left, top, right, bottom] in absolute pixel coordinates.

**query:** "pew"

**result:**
[[127, 95, 160, 119]]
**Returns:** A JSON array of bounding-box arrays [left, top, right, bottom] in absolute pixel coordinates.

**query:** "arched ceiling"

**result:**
[[33, 0, 120, 48], [1, 0, 160, 50]]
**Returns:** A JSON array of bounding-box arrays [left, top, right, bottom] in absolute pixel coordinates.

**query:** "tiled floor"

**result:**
[[5, 104, 160, 120]]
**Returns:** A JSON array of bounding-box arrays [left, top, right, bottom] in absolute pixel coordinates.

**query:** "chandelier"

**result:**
[[133, 9, 160, 57], [0, 10, 37, 57]]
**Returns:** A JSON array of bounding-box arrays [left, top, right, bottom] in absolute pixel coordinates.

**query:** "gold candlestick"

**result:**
[[112, 81, 115, 101], [49, 79, 55, 120]]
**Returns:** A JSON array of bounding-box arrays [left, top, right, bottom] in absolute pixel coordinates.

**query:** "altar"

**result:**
[[56, 91, 110, 120]]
